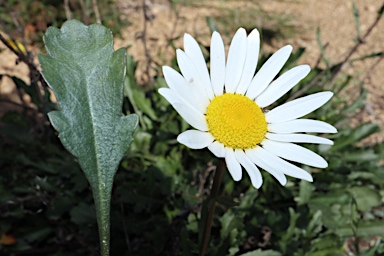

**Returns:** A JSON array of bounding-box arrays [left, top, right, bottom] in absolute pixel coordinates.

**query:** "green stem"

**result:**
[[199, 159, 225, 256], [92, 183, 112, 256]]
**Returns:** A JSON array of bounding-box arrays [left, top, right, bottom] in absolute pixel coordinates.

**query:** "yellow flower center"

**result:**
[[206, 93, 267, 149]]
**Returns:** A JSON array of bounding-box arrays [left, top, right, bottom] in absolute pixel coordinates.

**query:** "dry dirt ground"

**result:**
[[1, 0, 383, 143]]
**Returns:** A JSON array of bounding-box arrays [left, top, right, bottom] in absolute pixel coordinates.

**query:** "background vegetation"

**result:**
[[1, 0, 384, 255]]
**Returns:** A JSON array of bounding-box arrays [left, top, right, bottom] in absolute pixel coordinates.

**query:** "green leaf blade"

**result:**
[[39, 20, 138, 255]]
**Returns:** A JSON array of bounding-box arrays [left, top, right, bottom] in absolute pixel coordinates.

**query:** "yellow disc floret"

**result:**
[[206, 93, 267, 149]]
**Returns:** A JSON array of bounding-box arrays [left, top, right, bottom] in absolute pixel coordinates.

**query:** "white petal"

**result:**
[[236, 29, 260, 95], [225, 28, 247, 93], [265, 91, 333, 123], [267, 119, 337, 134], [176, 49, 210, 105], [225, 148, 242, 181], [256, 65, 311, 107], [235, 149, 263, 188], [177, 130, 214, 149], [208, 141, 225, 158], [261, 140, 328, 168], [246, 147, 287, 185], [246, 45, 293, 100], [162, 66, 207, 113], [210, 31, 226, 96], [158, 88, 208, 131], [184, 34, 215, 99], [249, 146, 313, 182], [265, 132, 334, 145]]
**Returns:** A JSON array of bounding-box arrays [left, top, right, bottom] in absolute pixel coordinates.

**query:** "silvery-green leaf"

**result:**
[[39, 20, 138, 256]]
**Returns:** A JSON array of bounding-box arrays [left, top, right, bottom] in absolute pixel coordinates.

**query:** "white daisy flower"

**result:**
[[159, 28, 337, 188]]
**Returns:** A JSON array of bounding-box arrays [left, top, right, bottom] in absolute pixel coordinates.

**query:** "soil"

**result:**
[[1, 0, 383, 143]]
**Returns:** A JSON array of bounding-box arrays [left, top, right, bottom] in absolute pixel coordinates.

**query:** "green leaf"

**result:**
[[343, 87, 367, 114], [361, 239, 383, 256], [38, 20, 138, 255], [331, 123, 380, 151], [219, 211, 243, 242], [206, 16, 219, 33], [124, 54, 157, 124], [348, 187, 382, 212], [23, 228, 53, 243], [350, 51, 383, 62], [11, 76, 41, 107], [308, 192, 351, 229], [316, 27, 330, 69], [352, 3, 361, 39], [46, 197, 77, 220], [306, 210, 323, 238], [309, 234, 343, 254], [335, 221, 384, 237], [70, 202, 97, 225], [35, 176, 56, 192], [341, 149, 378, 162], [215, 196, 239, 208], [295, 179, 314, 205], [239, 249, 282, 256], [287, 47, 305, 67], [378, 4, 384, 17]]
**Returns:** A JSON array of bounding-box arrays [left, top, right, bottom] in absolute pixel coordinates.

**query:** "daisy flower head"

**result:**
[[159, 28, 337, 188]]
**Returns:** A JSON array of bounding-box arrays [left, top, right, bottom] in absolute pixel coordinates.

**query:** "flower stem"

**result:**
[[199, 159, 225, 256]]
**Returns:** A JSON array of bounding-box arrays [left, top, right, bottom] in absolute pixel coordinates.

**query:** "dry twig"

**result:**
[[140, 0, 154, 85], [286, 5, 383, 102], [64, 0, 73, 20], [92, 0, 102, 24]]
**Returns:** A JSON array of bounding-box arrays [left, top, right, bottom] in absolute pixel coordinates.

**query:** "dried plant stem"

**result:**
[[92, 0, 101, 24], [199, 160, 225, 256], [141, 0, 153, 85], [0, 33, 48, 92], [287, 5, 383, 102], [165, 2, 181, 52], [328, 9, 383, 87], [0, 98, 37, 112], [78, 0, 90, 24], [64, 0, 72, 20]]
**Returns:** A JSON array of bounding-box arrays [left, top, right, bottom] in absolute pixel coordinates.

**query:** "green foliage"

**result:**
[[0, 0, 128, 46], [38, 20, 138, 255], [2, 45, 384, 256], [102, 42, 384, 255]]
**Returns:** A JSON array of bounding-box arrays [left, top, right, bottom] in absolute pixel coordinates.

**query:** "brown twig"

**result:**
[[0, 33, 48, 110], [196, 163, 216, 197], [285, 42, 330, 102], [327, 8, 383, 87], [78, 0, 90, 24], [0, 2, 50, 105], [0, 34, 45, 84], [92, 0, 102, 24], [0, 98, 38, 112], [164, 0, 182, 52], [64, 0, 73, 20], [141, 0, 154, 85], [0, 32, 28, 62], [286, 5, 383, 102]]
